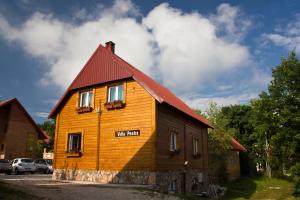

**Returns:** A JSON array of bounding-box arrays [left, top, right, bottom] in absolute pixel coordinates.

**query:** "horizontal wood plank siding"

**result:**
[[156, 103, 209, 171], [55, 79, 155, 171]]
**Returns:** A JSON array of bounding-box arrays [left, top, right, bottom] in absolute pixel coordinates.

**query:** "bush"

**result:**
[[294, 180, 300, 196], [289, 163, 300, 196]]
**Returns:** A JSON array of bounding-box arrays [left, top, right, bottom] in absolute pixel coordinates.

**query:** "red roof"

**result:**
[[0, 98, 46, 140], [49, 42, 212, 128], [230, 137, 246, 152]]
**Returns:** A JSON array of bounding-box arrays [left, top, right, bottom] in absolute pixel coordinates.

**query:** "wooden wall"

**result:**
[[1, 103, 38, 159], [54, 79, 156, 171], [156, 103, 209, 171]]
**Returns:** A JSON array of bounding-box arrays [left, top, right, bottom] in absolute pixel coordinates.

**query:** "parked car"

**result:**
[[34, 159, 53, 174], [0, 159, 12, 174], [45, 159, 53, 174], [12, 158, 36, 174]]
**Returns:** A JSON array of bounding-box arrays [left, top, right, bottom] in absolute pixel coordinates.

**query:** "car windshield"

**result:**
[[21, 159, 33, 163], [0, 160, 9, 163], [45, 160, 53, 165]]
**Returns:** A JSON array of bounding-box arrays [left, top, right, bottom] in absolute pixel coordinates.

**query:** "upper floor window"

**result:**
[[170, 131, 177, 152], [79, 90, 93, 107], [108, 85, 123, 103], [68, 133, 81, 153], [193, 138, 199, 156]]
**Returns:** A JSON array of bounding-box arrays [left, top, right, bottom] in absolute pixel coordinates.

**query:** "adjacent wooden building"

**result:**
[[0, 98, 44, 159], [49, 41, 213, 193]]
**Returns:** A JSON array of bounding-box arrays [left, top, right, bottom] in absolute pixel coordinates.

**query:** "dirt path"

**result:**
[[0, 174, 180, 200]]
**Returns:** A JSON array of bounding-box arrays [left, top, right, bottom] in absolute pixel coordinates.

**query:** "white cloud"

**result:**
[[183, 92, 258, 111], [0, 0, 155, 90], [143, 3, 250, 92], [0, 0, 252, 98], [33, 112, 49, 118], [263, 15, 300, 53], [210, 3, 252, 42]]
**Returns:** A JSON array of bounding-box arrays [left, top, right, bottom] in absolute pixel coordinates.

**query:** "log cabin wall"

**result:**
[[54, 79, 156, 171], [156, 103, 209, 171], [3, 102, 38, 159]]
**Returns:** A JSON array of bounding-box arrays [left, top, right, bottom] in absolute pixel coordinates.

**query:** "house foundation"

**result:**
[[52, 169, 208, 193]]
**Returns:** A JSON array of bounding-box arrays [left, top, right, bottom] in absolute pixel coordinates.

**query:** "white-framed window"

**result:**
[[108, 85, 124, 102], [168, 180, 177, 193], [68, 133, 81, 152], [193, 138, 199, 155], [79, 90, 93, 107], [170, 131, 177, 152]]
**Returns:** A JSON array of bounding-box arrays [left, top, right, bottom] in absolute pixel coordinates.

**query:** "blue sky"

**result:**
[[0, 0, 299, 123]]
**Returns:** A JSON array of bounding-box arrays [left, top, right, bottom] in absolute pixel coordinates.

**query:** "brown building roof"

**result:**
[[49, 42, 212, 128], [0, 98, 46, 140]]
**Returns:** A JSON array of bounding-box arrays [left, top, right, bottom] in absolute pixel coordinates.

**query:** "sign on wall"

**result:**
[[115, 130, 140, 137]]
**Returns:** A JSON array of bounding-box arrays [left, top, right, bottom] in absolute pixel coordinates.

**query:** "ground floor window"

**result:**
[[68, 133, 82, 153]]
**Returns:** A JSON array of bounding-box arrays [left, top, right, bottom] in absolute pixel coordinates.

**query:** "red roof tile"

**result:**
[[49, 42, 212, 128], [230, 137, 246, 152]]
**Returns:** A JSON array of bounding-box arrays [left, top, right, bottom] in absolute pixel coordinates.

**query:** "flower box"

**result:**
[[76, 107, 93, 113], [104, 100, 125, 109], [66, 150, 82, 157]]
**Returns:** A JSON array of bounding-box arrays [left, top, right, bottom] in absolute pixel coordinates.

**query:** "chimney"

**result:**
[[105, 41, 115, 53]]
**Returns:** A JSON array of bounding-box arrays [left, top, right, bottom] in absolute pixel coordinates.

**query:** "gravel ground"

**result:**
[[0, 174, 180, 200]]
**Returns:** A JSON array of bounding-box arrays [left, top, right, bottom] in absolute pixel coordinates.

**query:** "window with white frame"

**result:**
[[108, 85, 123, 102], [170, 131, 177, 152], [68, 133, 81, 152], [79, 90, 93, 107], [193, 138, 199, 155]]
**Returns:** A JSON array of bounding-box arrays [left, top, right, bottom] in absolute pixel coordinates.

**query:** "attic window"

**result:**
[[79, 90, 93, 107], [108, 85, 123, 103]]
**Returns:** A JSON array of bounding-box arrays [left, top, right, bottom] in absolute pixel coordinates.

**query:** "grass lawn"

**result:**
[[222, 176, 299, 200], [0, 182, 41, 200]]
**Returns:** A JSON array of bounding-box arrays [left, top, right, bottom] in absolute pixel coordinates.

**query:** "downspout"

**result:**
[[96, 100, 102, 171]]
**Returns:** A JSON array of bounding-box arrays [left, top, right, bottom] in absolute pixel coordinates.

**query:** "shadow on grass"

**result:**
[[221, 176, 258, 200]]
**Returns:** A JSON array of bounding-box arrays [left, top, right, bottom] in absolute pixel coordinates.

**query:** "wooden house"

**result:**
[[0, 98, 45, 159], [49, 41, 213, 193]]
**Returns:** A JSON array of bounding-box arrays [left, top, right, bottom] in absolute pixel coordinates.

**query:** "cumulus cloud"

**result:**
[[0, 0, 155, 89], [210, 3, 252, 42], [143, 3, 250, 92], [0, 0, 252, 102], [263, 15, 300, 53]]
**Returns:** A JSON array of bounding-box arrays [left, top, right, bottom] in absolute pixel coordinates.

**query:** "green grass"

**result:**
[[0, 182, 41, 200], [222, 176, 299, 200]]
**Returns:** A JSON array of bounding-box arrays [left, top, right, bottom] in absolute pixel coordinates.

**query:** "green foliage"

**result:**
[[196, 102, 232, 183], [36, 120, 55, 157], [251, 51, 300, 178]]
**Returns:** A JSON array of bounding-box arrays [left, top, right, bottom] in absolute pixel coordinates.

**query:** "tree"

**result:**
[[251, 51, 300, 178], [196, 102, 232, 183], [37, 120, 55, 157], [220, 104, 257, 175]]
